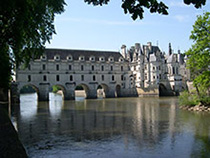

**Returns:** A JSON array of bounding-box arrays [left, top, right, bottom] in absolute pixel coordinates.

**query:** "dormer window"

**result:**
[[89, 56, 95, 61], [79, 56, 85, 61], [41, 55, 47, 61], [99, 56, 105, 62], [108, 57, 114, 62], [67, 55, 73, 61], [54, 55, 60, 61], [119, 57, 124, 62]]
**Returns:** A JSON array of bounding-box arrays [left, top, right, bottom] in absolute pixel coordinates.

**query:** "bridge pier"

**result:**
[[105, 89, 115, 98], [38, 84, 49, 101], [64, 90, 75, 100], [86, 89, 97, 99]]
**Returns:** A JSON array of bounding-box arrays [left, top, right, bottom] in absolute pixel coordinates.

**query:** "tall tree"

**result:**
[[186, 12, 210, 98], [0, 0, 66, 93]]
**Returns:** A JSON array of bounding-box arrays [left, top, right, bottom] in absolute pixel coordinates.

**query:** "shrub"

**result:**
[[179, 91, 199, 106]]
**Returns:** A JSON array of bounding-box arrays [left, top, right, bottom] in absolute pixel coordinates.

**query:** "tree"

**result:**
[[186, 12, 210, 102], [85, 0, 206, 20], [0, 0, 66, 93]]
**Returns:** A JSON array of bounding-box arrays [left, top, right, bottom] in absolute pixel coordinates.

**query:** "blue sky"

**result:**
[[45, 0, 210, 54]]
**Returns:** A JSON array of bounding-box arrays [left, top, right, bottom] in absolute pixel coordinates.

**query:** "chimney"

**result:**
[[121, 45, 127, 59]]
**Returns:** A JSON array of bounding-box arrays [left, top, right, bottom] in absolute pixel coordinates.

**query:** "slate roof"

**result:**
[[43, 48, 124, 62]]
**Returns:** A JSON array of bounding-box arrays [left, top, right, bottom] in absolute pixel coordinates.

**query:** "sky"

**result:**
[[45, 0, 210, 54]]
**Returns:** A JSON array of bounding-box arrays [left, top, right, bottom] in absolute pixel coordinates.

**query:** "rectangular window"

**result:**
[[81, 75, 84, 81], [93, 75, 96, 81], [110, 66, 113, 71], [92, 65, 94, 71], [69, 65, 72, 70], [121, 66, 123, 71], [173, 67, 175, 74], [43, 75, 47, 81], [121, 75, 124, 81], [42, 64, 46, 70], [56, 75, 59, 81], [28, 75, 31, 82], [102, 75, 104, 81], [101, 65, 104, 71], [28, 64, 31, 70], [56, 64, 59, 71], [81, 65, 84, 71], [70, 75, 73, 81]]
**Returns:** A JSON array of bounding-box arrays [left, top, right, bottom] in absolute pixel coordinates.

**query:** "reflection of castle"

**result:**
[[121, 42, 189, 96], [14, 97, 179, 152]]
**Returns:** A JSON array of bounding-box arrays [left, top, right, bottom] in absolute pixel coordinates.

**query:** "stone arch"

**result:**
[[50, 84, 66, 100], [159, 83, 167, 96], [115, 84, 121, 97], [75, 83, 90, 99], [19, 84, 39, 101], [97, 83, 109, 98]]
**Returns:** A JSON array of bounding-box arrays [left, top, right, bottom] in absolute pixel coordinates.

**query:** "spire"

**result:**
[[169, 43, 172, 55]]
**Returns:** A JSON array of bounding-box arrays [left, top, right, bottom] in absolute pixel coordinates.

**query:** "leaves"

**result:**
[[186, 12, 210, 96], [84, 0, 206, 20], [0, 0, 65, 89]]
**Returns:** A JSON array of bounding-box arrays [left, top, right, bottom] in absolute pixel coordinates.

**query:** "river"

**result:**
[[11, 93, 210, 158]]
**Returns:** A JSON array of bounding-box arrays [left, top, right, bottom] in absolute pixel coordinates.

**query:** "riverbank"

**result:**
[[180, 104, 210, 112], [0, 105, 27, 158]]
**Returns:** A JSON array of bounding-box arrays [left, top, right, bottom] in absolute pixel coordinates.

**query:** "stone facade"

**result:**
[[16, 49, 137, 101], [16, 42, 189, 101], [121, 42, 188, 96]]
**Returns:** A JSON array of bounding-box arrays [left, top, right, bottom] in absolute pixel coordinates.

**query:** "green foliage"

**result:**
[[179, 91, 199, 106], [186, 12, 210, 97], [52, 85, 62, 93], [84, 0, 206, 20], [0, 0, 65, 90]]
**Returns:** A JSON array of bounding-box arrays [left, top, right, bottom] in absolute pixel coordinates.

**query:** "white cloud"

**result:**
[[174, 15, 190, 22]]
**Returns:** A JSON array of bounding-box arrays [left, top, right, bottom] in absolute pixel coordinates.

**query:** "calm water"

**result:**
[[11, 93, 210, 158]]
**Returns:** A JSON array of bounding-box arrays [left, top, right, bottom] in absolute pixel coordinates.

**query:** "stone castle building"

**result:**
[[121, 42, 189, 96], [15, 42, 189, 101]]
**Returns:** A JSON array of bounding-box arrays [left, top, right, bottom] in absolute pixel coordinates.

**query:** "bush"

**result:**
[[179, 91, 199, 106], [52, 85, 62, 93], [199, 96, 210, 106]]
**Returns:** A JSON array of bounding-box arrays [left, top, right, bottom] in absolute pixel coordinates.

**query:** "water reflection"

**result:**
[[12, 94, 210, 158]]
